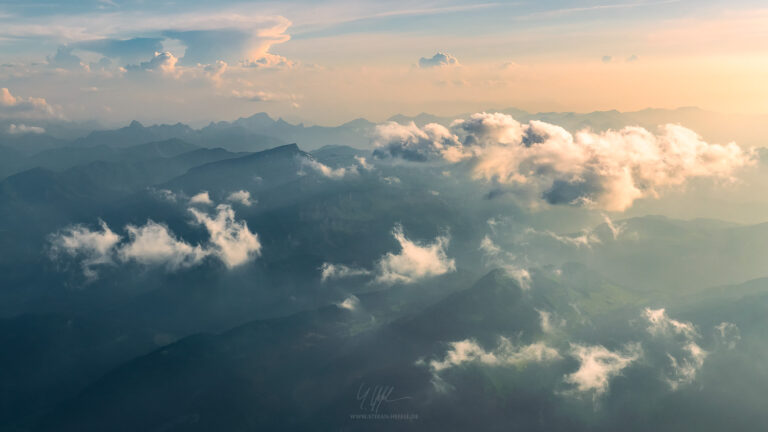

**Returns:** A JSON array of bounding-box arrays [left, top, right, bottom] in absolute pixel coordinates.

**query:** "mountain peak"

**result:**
[[127, 120, 143, 128]]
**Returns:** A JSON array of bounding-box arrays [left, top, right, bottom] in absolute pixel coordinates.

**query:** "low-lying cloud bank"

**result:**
[[49, 202, 260, 279], [373, 112, 754, 211]]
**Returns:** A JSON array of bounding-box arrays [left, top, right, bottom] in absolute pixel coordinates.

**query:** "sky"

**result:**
[[1, 0, 768, 125]]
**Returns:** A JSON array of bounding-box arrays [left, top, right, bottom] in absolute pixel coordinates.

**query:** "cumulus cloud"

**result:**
[[47, 46, 83, 69], [203, 60, 227, 84], [642, 308, 708, 390], [419, 52, 460, 68], [373, 121, 463, 162], [188, 204, 261, 268], [427, 338, 560, 392], [320, 263, 371, 282], [564, 343, 642, 398], [0, 88, 59, 119], [7, 124, 45, 134], [227, 190, 253, 206], [337, 295, 360, 311], [189, 191, 213, 205], [118, 221, 207, 269], [373, 112, 753, 211], [478, 235, 531, 289], [241, 53, 294, 69], [49, 221, 122, 280], [643, 308, 699, 339], [49, 203, 261, 277], [320, 225, 455, 285], [375, 224, 455, 285], [537, 309, 566, 333], [300, 158, 359, 179], [127, 51, 180, 77], [714, 322, 741, 349]]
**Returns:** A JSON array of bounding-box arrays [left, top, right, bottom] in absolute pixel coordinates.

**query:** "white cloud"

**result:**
[[643, 307, 699, 340], [665, 342, 707, 391], [602, 214, 625, 240], [419, 52, 460, 68], [375, 224, 455, 285], [49, 221, 121, 279], [372, 121, 464, 162], [431, 338, 560, 372], [231, 89, 297, 103], [564, 343, 642, 398], [226, 190, 253, 206], [203, 60, 227, 84], [7, 124, 45, 134], [537, 308, 565, 334], [427, 337, 560, 392], [128, 51, 180, 77], [189, 204, 261, 268], [118, 221, 208, 269], [189, 191, 213, 205], [0, 88, 59, 119], [240, 53, 294, 69], [337, 295, 360, 311], [149, 188, 177, 202], [478, 235, 531, 289], [300, 158, 359, 179], [49, 202, 261, 277], [714, 322, 740, 350], [642, 308, 708, 390], [320, 263, 371, 282], [354, 156, 373, 171], [373, 112, 754, 211]]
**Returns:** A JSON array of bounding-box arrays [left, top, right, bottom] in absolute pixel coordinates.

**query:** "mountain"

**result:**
[[204, 113, 376, 150]]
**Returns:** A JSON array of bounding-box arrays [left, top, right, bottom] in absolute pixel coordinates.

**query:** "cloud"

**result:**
[[127, 51, 180, 77], [49, 202, 261, 277], [627, 54, 639, 62], [563, 343, 642, 398], [189, 191, 213, 205], [419, 52, 460, 68], [643, 308, 699, 339], [320, 263, 371, 282], [118, 221, 208, 269], [0, 88, 59, 119], [226, 190, 253, 206], [47, 46, 82, 68], [240, 53, 294, 69], [431, 338, 560, 372], [375, 224, 455, 285], [319, 224, 455, 285], [714, 322, 740, 350], [49, 221, 121, 280], [231, 89, 297, 103], [537, 308, 565, 333], [372, 121, 463, 162], [76, 37, 164, 65], [300, 158, 359, 179], [478, 235, 531, 289], [188, 204, 261, 268], [602, 214, 625, 240], [373, 113, 754, 211], [427, 338, 560, 392], [8, 124, 45, 134], [642, 308, 707, 390], [602, 55, 612, 63], [203, 60, 227, 84], [337, 295, 360, 311]]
